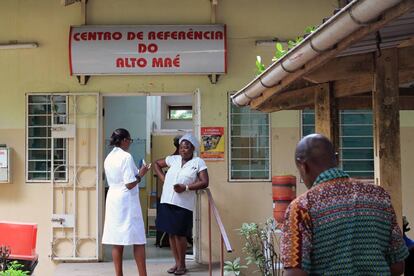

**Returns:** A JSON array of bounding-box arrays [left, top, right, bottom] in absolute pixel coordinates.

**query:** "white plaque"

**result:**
[[70, 25, 227, 75], [0, 149, 7, 168]]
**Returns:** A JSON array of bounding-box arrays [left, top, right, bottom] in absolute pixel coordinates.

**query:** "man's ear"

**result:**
[[297, 159, 307, 172], [300, 161, 313, 189], [302, 161, 310, 175], [296, 160, 308, 178]]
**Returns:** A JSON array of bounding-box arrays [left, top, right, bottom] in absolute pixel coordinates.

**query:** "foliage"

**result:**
[[0, 261, 29, 276], [255, 26, 317, 75], [238, 218, 283, 276], [255, 56, 266, 75], [239, 222, 264, 273], [224, 257, 248, 276], [272, 43, 287, 62], [304, 26, 317, 35]]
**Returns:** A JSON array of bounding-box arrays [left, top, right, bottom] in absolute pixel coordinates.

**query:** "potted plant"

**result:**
[[224, 257, 247, 276], [0, 261, 29, 276], [238, 219, 284, 276]]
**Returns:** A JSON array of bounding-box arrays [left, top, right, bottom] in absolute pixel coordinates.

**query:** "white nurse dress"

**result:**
[[102, 147, 146, 245]]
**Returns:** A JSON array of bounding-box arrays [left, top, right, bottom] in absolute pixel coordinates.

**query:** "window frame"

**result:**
[[25, 93, 69, 183], [300, 109, 374, 179], [338, 110, 374, 178], [167, 105, 193, 121], [228, 93, 272, 182]]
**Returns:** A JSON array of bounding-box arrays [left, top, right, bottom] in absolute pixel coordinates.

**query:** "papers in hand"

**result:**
[[139, 159, 151, 169]]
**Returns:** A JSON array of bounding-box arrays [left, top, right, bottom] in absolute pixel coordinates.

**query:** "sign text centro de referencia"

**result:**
[[70, 25, 226, 75]]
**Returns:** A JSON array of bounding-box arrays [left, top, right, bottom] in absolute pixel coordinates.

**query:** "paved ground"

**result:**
[[55, 259, 219, 276], [55, 238, 220, 275]]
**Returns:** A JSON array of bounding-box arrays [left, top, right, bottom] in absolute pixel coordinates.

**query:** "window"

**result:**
[[168, 105, 193, 120], [301, 109, 374, 178], [26, 95, 68, 182], [229, 97, 271, 181]]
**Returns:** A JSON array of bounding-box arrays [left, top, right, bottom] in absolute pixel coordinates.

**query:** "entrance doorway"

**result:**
[[101, 93, 199, 262]]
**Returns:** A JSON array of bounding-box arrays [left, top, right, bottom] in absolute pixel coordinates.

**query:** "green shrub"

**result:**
[[0, 261, 29, 276], [224, 257, 247, 276], [255, 26, 316, 75], [238, 218, 283, 276]]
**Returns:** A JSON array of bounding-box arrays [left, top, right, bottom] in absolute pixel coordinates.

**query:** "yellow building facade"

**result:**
[[1, 1, 413, 275]]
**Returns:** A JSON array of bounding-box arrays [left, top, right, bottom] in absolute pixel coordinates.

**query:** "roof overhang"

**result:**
[[231, 0, 414, 112]]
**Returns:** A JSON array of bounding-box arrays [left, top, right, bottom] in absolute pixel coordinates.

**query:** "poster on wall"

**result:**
[[200, 127, 224, 161], [70, 25, 226, 75]]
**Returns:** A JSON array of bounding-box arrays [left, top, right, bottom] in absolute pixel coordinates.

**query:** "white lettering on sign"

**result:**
[[70, 25, 226, 75]]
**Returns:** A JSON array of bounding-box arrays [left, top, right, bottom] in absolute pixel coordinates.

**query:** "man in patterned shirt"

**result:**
[[281, 134, 408, 276]]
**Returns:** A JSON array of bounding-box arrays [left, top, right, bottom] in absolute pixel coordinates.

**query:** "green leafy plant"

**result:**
[[304, 25, 317, 35], [238, 219, 283, 276], [287, 36, 304, 50], [224, 257, 247, 276], [0, 261, 29, 276], [255, 26, 316, 75], [255, 56, 266, 75], [272, 43, 287, 62]]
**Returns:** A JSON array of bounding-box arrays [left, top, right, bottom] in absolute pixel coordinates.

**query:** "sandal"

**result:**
[[167, 266, 177, 274], [174, 268, 187, 275]]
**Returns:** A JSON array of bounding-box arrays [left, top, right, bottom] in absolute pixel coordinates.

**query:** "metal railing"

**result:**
[[201, 188, 233, 276]]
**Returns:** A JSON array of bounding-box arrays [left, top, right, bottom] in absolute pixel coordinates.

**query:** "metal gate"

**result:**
[[50, 93, 100, 261]]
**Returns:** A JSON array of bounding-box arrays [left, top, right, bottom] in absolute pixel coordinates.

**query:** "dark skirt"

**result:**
[[156, 203, 193, 237]]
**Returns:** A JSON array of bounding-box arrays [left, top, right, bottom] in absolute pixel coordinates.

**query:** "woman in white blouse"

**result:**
[[102, 128, 151, 276], [154, 133, 209, 275]]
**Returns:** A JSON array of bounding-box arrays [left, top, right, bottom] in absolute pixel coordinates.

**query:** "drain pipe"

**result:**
[[231, 0, 402, 107]]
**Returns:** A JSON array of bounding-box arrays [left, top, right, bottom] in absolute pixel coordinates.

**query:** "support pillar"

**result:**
[[314, 83, 340, 153], [373, 49, 402, 225]]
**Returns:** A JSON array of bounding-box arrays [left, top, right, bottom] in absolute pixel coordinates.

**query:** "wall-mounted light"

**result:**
[[0, 43, 38, 50]]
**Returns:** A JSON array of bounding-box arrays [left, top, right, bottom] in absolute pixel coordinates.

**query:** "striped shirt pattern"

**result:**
[[281, 168, 409, 275]]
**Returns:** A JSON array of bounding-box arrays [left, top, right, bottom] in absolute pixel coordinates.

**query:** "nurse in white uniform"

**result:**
[[102, 128, 150, 276]]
